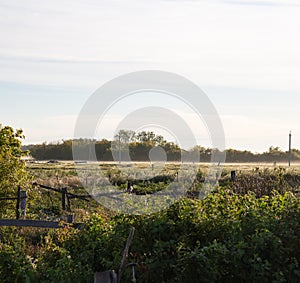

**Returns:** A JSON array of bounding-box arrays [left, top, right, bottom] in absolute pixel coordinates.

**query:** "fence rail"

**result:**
[[0, 219, 83, 229], [0, 219, 64, 229]]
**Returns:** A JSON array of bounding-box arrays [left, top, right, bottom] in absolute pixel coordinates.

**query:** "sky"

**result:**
[[0, 0, 300, 152]]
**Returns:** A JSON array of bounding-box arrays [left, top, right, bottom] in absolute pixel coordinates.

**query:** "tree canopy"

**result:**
[[24, 129, 300, 163]]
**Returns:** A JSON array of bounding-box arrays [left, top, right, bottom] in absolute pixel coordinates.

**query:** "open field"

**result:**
[[26, 160, 300, 187]]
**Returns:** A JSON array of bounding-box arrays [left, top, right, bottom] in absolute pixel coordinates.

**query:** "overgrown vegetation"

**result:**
[[0, 190, 299, 282], [1, 163, 300, 282]]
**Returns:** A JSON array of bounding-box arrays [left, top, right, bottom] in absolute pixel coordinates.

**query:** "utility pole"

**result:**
[[288, 131, 292, 167]]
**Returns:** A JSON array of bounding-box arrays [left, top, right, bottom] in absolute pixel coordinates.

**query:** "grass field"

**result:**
[[25, 160, 300, 218], [27, 160, 300, 186]]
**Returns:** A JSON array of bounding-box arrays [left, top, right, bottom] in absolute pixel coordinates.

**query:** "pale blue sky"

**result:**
[[0, 0, 299, 152]]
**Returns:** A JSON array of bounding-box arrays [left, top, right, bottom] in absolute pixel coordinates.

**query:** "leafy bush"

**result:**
[[35, 242, 93, 283], [0, 190, 299, 282], [0, 240, 35, 283]]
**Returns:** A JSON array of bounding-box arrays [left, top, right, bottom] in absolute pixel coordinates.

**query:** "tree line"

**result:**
[[22, 130, 300, 163]]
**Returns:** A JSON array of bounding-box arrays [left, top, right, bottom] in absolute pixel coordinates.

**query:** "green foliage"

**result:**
[[0, 125, 31, 216], [28, 191, 297, 283], [0, 236, 35, 283], [36, 241, 93, 283]]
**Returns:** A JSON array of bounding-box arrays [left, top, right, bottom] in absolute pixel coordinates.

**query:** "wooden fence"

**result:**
[[0, 183, 89, 229]]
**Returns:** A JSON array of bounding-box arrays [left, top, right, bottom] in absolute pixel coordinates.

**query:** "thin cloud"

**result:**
[[162, 0, 300, 6], [221, 0, 300, 7], [0, 54, 147, 65]]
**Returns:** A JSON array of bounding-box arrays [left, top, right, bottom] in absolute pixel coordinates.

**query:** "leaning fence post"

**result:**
[[117, 227, 135, 283], [62, 188, 66, 211], [16, 186, 21, 219], [20, 190, 26, 220]]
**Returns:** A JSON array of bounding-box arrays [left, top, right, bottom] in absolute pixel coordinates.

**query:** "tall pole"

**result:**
[[288, 131, 292, 167]]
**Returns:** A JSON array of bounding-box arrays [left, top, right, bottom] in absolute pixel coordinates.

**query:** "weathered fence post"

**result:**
[[16, 186, 21, 219], [62, 188, 66, 211], [67, 214, 73, 223], [231, 171, 236, 182], [66, 191, 71, 212], [118, 227, 135, 283], [20, 190, 26, 220]]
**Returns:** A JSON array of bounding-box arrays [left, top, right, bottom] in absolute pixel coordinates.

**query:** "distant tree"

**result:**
[[114, 130, 135, 143], [135, 131, 165, 145], [162, 142, 181, 161], [95, 139, 112, 161], [260, 146, 286, 162], [225, 149, 256, 163], [291, 149, 300, 160], [129, 142, 152, 161]]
